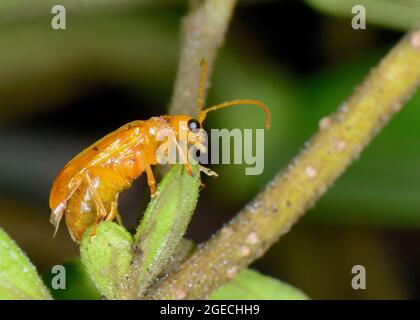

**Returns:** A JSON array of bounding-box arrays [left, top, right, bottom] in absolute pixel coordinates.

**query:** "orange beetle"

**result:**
[[49, 60, 271, 242]]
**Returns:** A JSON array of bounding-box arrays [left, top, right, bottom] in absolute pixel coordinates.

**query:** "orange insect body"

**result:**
[[49, 60, 271, 242], [49, 116, 190, 242]]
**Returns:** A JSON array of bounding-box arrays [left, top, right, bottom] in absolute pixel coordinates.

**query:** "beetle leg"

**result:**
[[146, 167, 157, 197], [115, 211, 123, 225], [171, 136, 193, 176], [86, 167, 127, 230], [136, 150, 157, 197], [184, 160, 193, 176], [105, 201, 120, 223], [85, 172, 108, 238], [85, 172, 107, 218], [105, 194, 123, 225], [199, 165, 218, 177]]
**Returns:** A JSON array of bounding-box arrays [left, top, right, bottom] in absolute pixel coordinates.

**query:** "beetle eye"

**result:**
[[187, 119, 201, 132]]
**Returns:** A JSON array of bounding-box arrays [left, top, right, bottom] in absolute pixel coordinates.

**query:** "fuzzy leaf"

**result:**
[[80, 222, 133, 299], [133, 164, 200, 296], [209, 269, 308, 300], [0, 228, 51, 300]]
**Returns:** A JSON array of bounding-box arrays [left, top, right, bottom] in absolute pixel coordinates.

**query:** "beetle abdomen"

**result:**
[[65, 165, 133, 242]]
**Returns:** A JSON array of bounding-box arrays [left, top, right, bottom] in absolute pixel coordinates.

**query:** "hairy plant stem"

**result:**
[[150, 29, 420, 299], [169, 0, 237, 116]]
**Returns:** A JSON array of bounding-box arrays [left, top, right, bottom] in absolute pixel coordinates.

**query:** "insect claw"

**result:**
[[150, 183, 158, 197], [115, 213, 123, 225], [89, 225, 98, 241], [185, 163, 193, 176], [199, 165, 218, 177]]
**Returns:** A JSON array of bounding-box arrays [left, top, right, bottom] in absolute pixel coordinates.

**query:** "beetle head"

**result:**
[[165, 115, 206, 153]]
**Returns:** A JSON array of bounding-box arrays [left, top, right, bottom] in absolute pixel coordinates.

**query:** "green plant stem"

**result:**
[[149, 29, 420, 299], [169, 0, 237, 116]]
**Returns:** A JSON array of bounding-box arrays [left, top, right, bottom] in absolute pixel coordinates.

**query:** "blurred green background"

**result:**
[[1, 0, 420, 299]]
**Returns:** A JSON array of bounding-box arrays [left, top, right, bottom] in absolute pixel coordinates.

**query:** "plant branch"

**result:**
[[169, 0, 237, 116], [148, 29, 420, 299]]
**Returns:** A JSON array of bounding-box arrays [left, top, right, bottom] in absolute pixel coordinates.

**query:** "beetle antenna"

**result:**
[[197, 59, 208, 116], [198, 99, 271, 129]]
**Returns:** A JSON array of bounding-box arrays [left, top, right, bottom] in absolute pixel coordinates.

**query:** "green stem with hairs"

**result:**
[[169, 0, 237, 116]]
